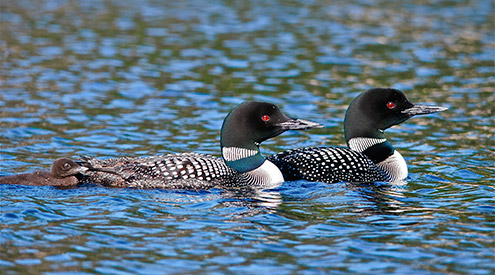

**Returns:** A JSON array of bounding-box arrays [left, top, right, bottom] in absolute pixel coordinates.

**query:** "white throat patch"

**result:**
[[222, 147, 258, 162], [348, 137, 387, 152]]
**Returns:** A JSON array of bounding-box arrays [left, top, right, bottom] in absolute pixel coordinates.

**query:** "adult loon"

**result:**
[[78, 101, 322, 190], [0, 158, 88, 187], [267, 88, 447, 183]]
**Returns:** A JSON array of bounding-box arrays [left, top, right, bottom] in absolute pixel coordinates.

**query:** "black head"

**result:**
[[220, 101, 322, 150], [51, 158, 88, 178], [344, 88, 447, 141]]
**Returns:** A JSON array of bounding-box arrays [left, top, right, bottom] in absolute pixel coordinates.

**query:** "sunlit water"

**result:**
[[0, 0, 494, 274]]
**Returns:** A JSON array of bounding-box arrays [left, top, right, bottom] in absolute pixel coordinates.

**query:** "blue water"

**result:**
[[1, 0, 494, 274]]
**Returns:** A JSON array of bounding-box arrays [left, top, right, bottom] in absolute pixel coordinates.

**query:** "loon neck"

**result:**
[[222, 146, 284, 187], [348, 137, 393, 163], [222, 145, 265, 173], [347, 137, 408, 182]]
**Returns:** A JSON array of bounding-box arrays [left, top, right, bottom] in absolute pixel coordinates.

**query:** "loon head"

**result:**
[[344, 88, 447, 143], [51, 158, 88, 179], [221, 101, 322, 173]]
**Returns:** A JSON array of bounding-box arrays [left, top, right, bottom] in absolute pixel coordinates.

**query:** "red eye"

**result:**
[[261, 115, 270, 122], [387, 102, 395, 109]]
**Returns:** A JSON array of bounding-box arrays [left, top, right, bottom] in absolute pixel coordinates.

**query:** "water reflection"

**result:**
[[221, 188, 283, 212], [278, 180, 448, 221], [347, 182, 408, 215], [142, 186, 282, 217]]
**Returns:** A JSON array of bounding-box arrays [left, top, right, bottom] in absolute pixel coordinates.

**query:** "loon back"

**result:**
[[267, 146, 390, 183], [79, 153, 236, 190]]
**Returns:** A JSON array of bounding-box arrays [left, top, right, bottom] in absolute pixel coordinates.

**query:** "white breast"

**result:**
[[377, 150, 408, 182], [242, 160, 284, 189]]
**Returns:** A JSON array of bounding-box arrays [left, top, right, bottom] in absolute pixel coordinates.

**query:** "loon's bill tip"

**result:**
[[276, 119, 324, 130], [401, 104, 448, 116]]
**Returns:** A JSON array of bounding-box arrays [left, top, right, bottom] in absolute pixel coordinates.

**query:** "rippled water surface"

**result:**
[[1, 0, 494, 274]]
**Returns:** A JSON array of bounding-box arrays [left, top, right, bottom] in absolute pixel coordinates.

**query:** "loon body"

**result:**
[[80, 153, 234, 190], [268, 88, 447, 183], [79, 101, 322, 190], [0, 158, 88, 187]]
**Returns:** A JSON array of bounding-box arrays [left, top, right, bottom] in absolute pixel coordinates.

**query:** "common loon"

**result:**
[[0, 158, 88, 187], [78, 101, 323, 190], [267, 88, 447, 183]]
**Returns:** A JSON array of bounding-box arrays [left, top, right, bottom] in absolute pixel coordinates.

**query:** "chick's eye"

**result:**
[[63, 163, 71, 170], [386, 102, 396, 109], [261, 115, 270, 122]]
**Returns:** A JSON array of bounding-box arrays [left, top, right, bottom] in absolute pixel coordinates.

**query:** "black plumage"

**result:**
[[79, 153, 236, 190], [268, 147, 390, 183]]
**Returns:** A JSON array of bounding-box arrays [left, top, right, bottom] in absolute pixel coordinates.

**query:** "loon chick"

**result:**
[[79, 101, 322, 190], [268, 88, 447, 183], [0, 158, 88, 187]]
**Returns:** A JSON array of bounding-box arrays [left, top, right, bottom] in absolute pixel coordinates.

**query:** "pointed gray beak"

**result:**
[[275, 119, 324, 130], [402, 104, 448, 116]]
